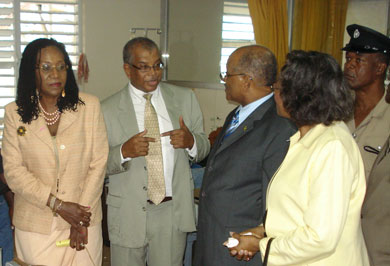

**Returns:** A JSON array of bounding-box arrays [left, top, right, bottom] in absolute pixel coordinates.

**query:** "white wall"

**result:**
[[342, 0, 390, 65], [79, 0, 389, 135], [168, 0, 223, 83], [81, 0, 161, 100]]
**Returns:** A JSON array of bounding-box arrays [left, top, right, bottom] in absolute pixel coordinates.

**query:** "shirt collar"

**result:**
[[128, 81, 161, 103], [237, 93, 273, 124], [370, 93, 389, 119]]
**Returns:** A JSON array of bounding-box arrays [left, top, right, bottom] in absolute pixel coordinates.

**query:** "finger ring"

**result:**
[[79, 221, 84, 226], [80, 243, 85, 247]]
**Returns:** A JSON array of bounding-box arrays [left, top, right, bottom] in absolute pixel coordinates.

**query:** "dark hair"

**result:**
[[235, 45, 277, 86], [279, 50, 354, 127], [16, 38, 84, 124], [123, 37, 160, 64]]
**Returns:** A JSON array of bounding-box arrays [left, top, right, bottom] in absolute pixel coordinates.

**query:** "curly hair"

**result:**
[[279, 50, 354, 127], [16, 38, 84, 124]]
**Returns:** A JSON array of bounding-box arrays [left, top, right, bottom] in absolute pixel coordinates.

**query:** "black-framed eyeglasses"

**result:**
[[36, 63, 68, 73], [130, 62, 165, 73], [219, 72, 246, 81]]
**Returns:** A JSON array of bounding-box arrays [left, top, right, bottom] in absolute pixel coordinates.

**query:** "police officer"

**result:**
[[343, 24, 390, 178]]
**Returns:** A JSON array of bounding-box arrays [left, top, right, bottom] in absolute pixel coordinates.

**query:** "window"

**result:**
[[220, 0, 255, 74], [0, 0, 81, 143]]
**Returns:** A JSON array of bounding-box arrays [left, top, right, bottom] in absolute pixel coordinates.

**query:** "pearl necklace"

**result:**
[[38, 100, 61, 125]]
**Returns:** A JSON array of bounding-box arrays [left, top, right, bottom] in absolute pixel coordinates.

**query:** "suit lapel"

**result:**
[[209, 107, 237, 159], [27, 115, 53, 150], [214, 97, 274, 157], [117, 86, 140, 139], [161, 84, 180, 130], [57, 110, 77, 136], [26, 104, 80, 150], [160, 83, 180, 164]]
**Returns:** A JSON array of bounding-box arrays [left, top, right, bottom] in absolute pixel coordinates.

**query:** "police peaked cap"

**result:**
[[342, 24, 390, 54]]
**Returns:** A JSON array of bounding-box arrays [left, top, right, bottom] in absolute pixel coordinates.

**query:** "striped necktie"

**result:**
[[224, 109, 240, 139], [144, 94, 166, 205]]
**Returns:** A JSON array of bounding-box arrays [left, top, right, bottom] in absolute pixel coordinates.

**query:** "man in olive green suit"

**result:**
[[361, 88, 390, 266], [101, 37, 210, 266]]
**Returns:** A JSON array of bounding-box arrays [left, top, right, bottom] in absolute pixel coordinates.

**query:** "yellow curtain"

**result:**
[[292, 0, 348, 64], [248, 0, 289, 72]]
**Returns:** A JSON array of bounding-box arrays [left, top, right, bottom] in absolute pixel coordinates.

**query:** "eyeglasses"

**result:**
[[36, 63, 68, 73], [219, 72, 246, 81], [130, 62, 165, 73]]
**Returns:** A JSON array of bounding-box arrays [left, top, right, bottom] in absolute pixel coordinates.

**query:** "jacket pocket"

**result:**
[[107, 194, 122, 240]]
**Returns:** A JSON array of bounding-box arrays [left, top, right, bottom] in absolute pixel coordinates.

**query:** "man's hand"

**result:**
[[161, 116, 194, 149], [227, 232, 261, 261], [121, 130, 156, 158]]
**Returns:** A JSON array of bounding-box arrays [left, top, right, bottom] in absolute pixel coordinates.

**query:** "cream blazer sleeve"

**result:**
[[259, 140, 364, 265]]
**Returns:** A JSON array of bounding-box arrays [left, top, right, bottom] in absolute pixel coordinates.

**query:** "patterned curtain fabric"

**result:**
[[248, 0, 289, 73], [292, 0, 349, 64]]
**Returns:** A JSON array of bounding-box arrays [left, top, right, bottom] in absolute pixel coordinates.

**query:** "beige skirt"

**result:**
[[15, 217, 102, 266]]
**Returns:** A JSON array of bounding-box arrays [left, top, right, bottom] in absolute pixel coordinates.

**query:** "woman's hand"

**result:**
[[241, 225, 265, 239], [57, 201, 91, 232], [69, 226, 88, 251], [227, 226, 265, 262]]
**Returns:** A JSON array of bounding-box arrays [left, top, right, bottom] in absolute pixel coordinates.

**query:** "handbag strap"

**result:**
[[263, 237, 274, 266]]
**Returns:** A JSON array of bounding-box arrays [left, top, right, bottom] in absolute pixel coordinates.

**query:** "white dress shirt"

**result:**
[[120, 82, 197, 197]]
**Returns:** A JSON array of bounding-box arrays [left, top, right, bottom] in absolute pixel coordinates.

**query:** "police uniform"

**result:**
[[343, 24, 390, 179], [343, 24, 390, 266], [346, 95, 390, 178]]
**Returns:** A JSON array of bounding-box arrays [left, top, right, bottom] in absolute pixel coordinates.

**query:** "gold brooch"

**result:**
[[243, 126, 247, 131], [17, 126, 26, 136]]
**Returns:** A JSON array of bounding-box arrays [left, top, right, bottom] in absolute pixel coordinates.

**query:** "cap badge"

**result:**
[[353, 29, 360, 38]]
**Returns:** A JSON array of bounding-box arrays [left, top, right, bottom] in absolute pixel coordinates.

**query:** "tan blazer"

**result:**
[[362, 135, 390, 266], [2, 92, 108, 235]]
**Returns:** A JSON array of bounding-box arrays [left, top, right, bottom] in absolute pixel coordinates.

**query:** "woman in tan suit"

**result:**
[[1, 38, 108, 265]]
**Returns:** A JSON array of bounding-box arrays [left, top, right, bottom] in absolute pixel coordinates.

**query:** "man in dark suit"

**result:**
[[194, 45, 296, 266]]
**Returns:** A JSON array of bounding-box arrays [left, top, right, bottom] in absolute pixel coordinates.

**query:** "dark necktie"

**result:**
[[224, 110, 240, 139]]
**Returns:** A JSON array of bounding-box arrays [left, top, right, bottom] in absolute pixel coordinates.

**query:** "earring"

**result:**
[[62, 89, 66, 98]]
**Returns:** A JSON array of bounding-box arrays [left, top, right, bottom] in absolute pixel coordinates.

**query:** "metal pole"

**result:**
[[287, 0, 294, 52], [160, 0, 169, 81]]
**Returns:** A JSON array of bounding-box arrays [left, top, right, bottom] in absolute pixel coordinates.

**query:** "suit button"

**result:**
[[201, 191, 206, 197], [61, 191, 66, 195], [352, 133, 357, 138], [142, 207, 146, 211], [208, 166, 213, 171], [144, 166, 147, 171], [60, 144, 66, 150], [143, 186, 147, 191]]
